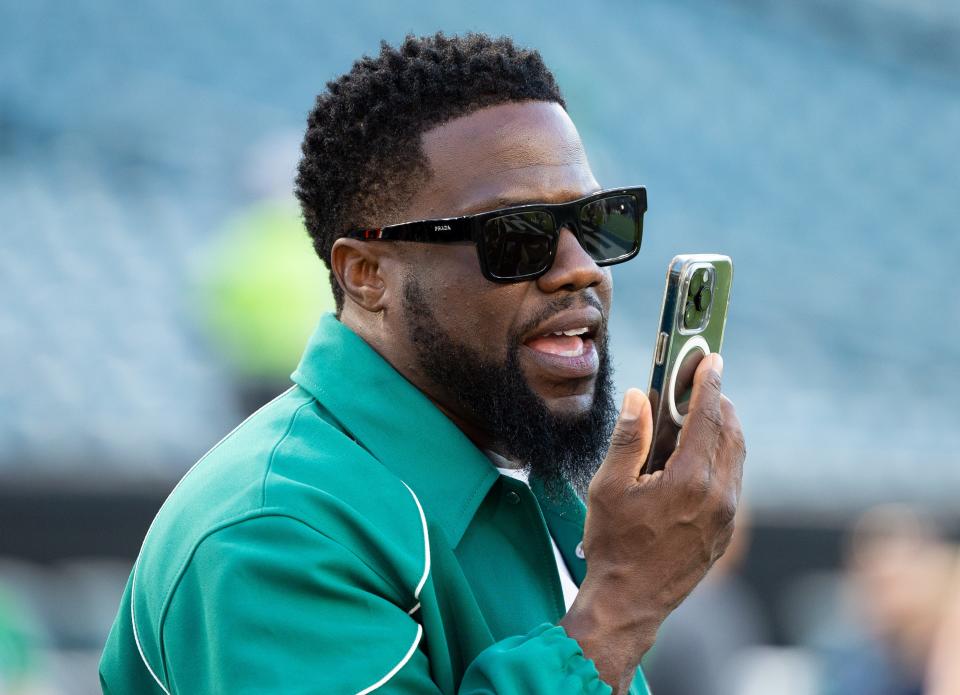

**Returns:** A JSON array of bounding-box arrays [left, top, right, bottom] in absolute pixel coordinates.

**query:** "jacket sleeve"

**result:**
[[159, 515, 626, 694]]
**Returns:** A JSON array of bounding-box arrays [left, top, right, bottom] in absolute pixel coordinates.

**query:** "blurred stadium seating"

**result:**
[[2, 0, 957, 509]]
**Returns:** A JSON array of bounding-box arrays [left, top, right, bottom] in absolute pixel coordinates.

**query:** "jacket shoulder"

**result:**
[[129, 385, 429, 679]]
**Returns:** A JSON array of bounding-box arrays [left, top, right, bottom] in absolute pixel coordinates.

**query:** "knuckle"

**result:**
[[705, 481, 736, 523], [701, 407, 724, 435], [719, 400, 745, 454], [609, 424, 642, 451], [714, 498, 737, 527], [725, 428, 747, 466], [703, 369, 722, 395], [685, 468, 711, 497]]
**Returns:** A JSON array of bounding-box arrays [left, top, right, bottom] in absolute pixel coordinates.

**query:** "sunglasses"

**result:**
[[345, 186, 647, 282]]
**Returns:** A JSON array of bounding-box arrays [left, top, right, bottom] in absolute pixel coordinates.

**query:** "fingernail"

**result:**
[[621, 389, 643, 420], [712, 353, 724, 376]]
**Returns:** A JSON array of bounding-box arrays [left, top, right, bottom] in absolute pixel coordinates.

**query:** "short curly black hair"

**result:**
[[295, 32, 566, 312]]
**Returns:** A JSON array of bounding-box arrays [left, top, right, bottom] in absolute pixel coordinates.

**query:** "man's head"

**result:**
[[296, 33, 622, 491], [296, 32, 567, 311]]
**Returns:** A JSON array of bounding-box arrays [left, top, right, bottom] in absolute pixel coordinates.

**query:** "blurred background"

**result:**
[[1, 0, 958, 692]]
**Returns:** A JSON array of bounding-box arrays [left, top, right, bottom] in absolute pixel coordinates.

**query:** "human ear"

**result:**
[[330, 238, 389, 313]]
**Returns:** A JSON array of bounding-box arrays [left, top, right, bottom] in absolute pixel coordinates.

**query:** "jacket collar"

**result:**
[[487, 452, 589, 585], [291, 313, 499, 547], [530, 475, 588, 585]]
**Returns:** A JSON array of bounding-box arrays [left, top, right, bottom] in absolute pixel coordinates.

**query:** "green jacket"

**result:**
[[100, 314, 650, 694]]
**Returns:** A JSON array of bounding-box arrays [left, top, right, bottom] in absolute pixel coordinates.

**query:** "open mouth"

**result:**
[[518, 306, 603, 380], [524, 326, 596, 358]]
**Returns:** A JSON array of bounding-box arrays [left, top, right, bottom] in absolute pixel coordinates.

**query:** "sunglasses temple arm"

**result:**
[[348, 218, 473, 243]]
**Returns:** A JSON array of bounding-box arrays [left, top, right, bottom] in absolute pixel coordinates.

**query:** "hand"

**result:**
[[560, 353, 745, 693]]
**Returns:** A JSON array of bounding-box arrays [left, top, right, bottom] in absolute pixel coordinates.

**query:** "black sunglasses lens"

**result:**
[[578, 194, 641, 262], [481, 211, 556, 279]]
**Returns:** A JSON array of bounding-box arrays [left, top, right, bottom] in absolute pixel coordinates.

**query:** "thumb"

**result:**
[[599, 388, 653, 481]]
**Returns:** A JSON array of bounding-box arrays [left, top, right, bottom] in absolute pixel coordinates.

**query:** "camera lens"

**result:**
[[689, 272, 703, 294], [695, 286, 712, 311], [682, 266, 716, 331]]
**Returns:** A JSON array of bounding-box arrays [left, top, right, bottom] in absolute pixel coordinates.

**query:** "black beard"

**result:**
[[402, 277, 617, 497]]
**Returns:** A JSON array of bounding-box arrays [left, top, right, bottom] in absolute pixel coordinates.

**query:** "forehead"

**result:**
[[404, 101, 600, 220]]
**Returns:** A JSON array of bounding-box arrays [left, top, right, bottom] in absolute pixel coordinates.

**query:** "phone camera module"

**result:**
[[681, 266, 714, 331]]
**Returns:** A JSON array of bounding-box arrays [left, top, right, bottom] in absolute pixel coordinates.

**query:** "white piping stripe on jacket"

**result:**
[[129, 386, 296, 695], [401, 481, 431, 601], [130, 577, 169, 695], [355, 482, 431, 693], [355, 624, 424, 695]]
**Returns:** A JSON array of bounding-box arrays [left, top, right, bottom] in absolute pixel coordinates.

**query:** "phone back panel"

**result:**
[[644, 254, 732, 473]]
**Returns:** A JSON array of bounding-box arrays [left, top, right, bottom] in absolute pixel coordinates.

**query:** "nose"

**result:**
[[536, 227, 605, 293]]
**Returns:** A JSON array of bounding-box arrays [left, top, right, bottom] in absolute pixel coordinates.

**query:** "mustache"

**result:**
[[513, 292, 606, 343]]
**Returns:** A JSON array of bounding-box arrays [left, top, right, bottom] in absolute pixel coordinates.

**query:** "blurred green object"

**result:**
[[0, 584, 45, 687], [199, 201, 335, 380]]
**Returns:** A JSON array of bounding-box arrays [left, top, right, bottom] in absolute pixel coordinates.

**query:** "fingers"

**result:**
[[672, 391, 745, 535], [714, 395, 746, 498], [674, 353, 724, 467], [596, 388, 653, 482]]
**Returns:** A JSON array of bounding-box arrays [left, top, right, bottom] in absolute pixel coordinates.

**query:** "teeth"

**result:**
[[549, 327, 589, 337]]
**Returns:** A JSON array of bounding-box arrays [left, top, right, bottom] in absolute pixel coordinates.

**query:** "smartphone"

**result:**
[[643, 254, 733, 474]]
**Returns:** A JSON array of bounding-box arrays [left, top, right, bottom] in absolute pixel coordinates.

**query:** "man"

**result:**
[[100, 33, 744, 694]]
